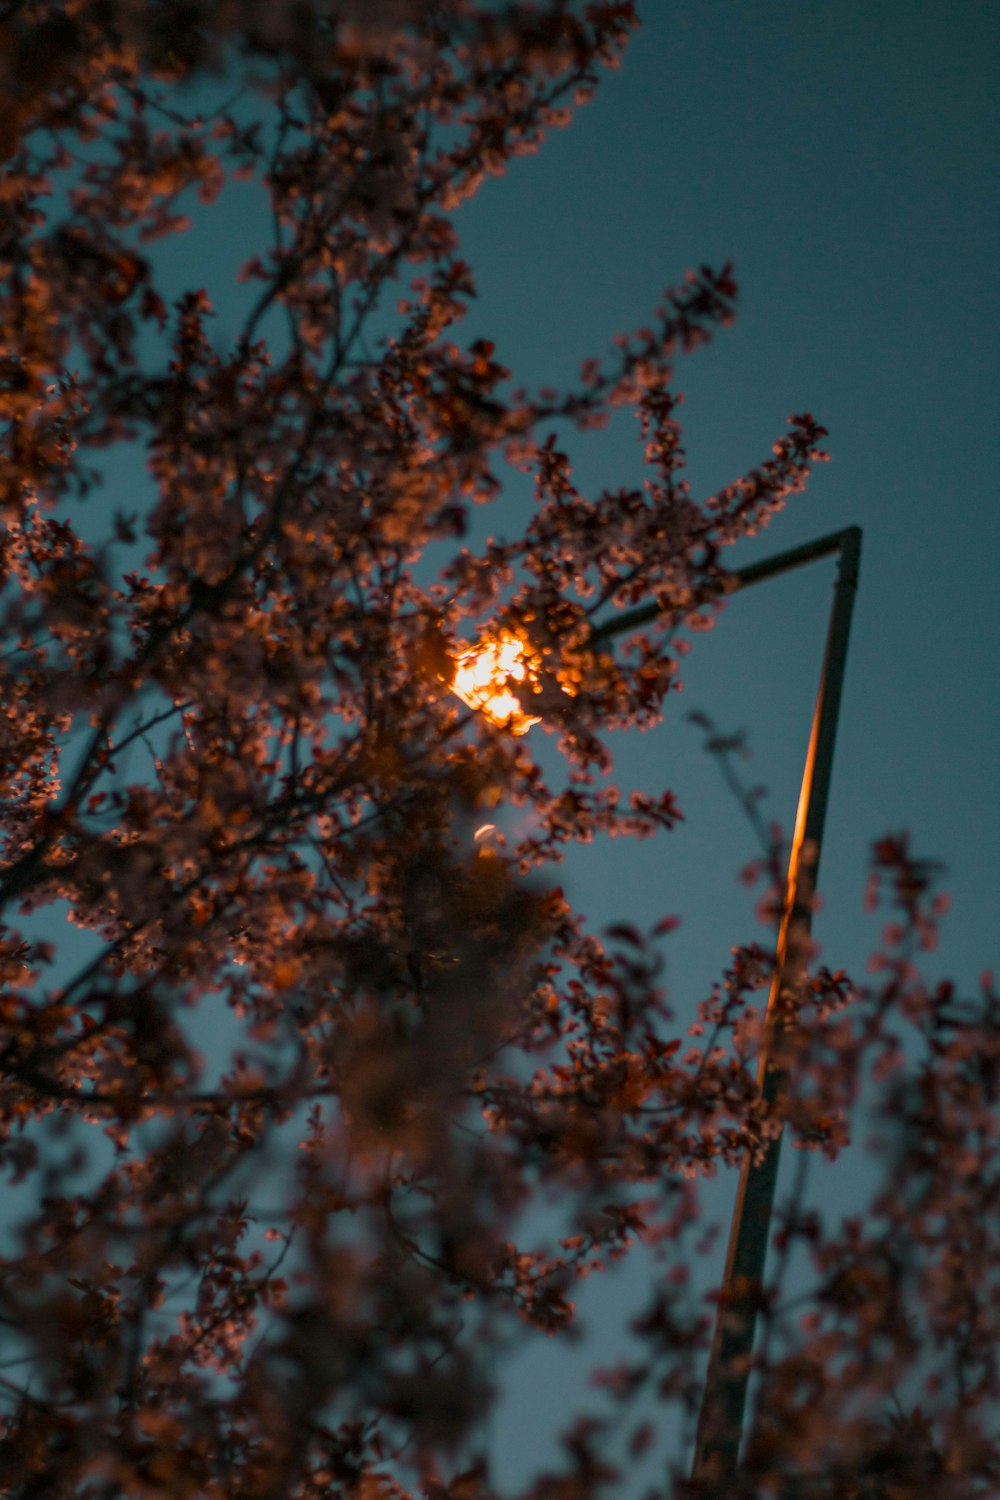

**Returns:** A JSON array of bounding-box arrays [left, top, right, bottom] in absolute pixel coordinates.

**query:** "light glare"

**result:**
[[450, 630, 541, 735]]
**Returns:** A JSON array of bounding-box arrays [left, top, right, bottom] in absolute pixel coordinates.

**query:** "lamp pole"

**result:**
[[450, 524, 861, 1484], [593, 525, 862, 1486]]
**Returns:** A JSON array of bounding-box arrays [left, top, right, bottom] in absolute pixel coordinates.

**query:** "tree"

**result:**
[[0, 3, 996, 1496]]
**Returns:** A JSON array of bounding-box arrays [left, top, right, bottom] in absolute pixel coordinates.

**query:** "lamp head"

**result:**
[[449, 630, 542, 736]]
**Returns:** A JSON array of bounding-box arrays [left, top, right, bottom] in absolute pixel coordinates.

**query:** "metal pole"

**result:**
[[689, 525, 861, 1484], [589, 526, 862, 1485]]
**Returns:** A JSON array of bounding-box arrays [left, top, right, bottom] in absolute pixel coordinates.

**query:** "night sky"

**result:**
[[438, 2, 998, 1486]]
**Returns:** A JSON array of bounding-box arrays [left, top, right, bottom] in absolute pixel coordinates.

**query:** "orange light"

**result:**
[[450, 630, 541, 735]]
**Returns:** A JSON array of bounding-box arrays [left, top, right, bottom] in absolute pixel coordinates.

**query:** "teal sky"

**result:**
[[437, 2, 999, 1486], [450, 0, 998, 1003]]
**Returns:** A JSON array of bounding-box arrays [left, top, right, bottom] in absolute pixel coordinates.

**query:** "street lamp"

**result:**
[[448, 525, 862, 1486], [450, 629, 543, 736]]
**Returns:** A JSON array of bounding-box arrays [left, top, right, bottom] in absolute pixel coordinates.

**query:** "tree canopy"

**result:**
[[0, 4, 996, 1497]]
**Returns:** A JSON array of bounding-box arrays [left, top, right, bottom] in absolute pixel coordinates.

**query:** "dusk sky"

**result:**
[[433, 2, 998, 1486], [12, 1, 998, 1491]]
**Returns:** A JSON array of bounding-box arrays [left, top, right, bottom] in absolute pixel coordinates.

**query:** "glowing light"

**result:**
[[450, 630, 541, 735]]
